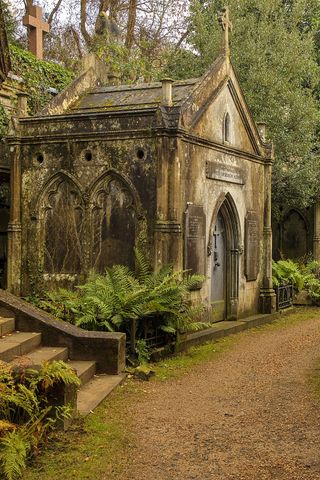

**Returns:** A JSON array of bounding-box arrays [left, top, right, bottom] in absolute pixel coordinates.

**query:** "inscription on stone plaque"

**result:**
[[245, 211, 259, 281], [185, 204, 206, 280], [206, 161, 244, 185]]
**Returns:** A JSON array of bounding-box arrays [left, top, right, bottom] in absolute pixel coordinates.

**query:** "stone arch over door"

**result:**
[[89, 171, 140, 272], [38, 173, 85, 274], [209, 193, 241, 320]]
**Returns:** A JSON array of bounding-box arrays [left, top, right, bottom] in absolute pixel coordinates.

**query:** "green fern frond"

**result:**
[[134, 247, 151, 281], [32, 361, 81, 391], [0, 430, 31, 480]]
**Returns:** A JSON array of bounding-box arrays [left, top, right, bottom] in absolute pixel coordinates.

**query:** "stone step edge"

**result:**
[[0, 317, 15, 336], [0, 332, 42, 362], [77, 373, 126, 416]]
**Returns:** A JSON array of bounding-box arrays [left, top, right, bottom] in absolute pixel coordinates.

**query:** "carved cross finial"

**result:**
[[218, 6, 233, 57], [23, 4, 50, 60]]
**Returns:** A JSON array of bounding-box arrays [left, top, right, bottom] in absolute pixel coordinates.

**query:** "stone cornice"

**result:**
[[7, 124, 271, 165]]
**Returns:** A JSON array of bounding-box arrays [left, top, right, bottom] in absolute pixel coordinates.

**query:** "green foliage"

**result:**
[[10, 45, 74, 115], [272, 259, 320, 301], [34, 250, 208, 343], [164, 0, 320, 213], [1, 1, 18, 44], [135, 340, 150, 365], [94, 40, 158, 84], [1, 430, 30, 480], [0, 360, 80, 480], [272, 259, 305, 291], [0, 104, 9, 138]]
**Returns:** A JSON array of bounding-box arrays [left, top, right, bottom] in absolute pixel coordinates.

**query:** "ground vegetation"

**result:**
[[0, 360, 80, 480]]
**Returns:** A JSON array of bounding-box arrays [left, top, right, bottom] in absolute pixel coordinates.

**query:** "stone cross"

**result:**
[[218, 6, 233, 56], [23, 4, 50, 60]]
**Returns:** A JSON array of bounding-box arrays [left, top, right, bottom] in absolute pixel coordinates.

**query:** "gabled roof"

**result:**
[[68, 79, 198, 113], [36, 52, 271, 158]]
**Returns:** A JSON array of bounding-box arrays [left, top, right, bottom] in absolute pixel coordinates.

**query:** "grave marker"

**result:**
[[23, 4, 49, 60], [185, 204, 206, 279]]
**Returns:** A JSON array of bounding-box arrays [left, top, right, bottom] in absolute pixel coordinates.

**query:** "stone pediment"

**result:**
[[180, 57, 267, 157]]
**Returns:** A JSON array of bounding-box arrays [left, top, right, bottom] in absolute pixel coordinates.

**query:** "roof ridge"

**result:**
[[90, 78, 199, 94]]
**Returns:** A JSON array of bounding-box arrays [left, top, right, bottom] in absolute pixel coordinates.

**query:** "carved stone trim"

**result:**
[[154, 222, 182, 234]]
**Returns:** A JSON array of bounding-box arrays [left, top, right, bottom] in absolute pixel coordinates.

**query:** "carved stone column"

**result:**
[[229, 248, 240, 319], [260, 153, 276, 314], [154, 133, 183, 271], [7, 141, 22, 295], [313, 203, 320, 261]]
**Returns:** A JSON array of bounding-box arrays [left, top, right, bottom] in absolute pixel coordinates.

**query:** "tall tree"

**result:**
[[165, 0, 320, 215]]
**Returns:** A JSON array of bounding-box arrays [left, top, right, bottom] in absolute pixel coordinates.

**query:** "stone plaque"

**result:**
[[185, 204, 206, 278], [206, 161, 244, 185], [245, 211, 259, 281]]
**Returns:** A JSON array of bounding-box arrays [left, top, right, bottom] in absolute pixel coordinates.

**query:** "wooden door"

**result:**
[[211, 211, 226, 321]]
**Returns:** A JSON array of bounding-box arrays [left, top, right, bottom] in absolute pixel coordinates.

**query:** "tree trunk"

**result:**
[[80, 0, 92, 46], [125, 0, 137, 51]]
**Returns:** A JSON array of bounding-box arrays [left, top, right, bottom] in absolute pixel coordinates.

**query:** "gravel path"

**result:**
[[121, 314, 320, 480]]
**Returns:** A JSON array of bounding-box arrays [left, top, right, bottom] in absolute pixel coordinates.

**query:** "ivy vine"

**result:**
[[9, 44, 75, 115], [0, 104, 9, 137]]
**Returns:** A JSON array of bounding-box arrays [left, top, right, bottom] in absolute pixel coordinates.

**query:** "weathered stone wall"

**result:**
[[18, 112, 158, 294], [9, 57, 274, 318], [180, 80, 268, 320], [272, 207, 314, 261], [182, 141, 265, 319]]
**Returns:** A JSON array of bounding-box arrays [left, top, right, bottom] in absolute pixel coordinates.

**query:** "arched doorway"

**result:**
[[211, 211, 226, 321], [210, 194, 241, 321]]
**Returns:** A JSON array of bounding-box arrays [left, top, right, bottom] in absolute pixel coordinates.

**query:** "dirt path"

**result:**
[[121, 315, 320, 480]]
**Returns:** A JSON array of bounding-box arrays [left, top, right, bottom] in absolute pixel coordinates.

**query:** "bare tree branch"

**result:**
[[48, 0, 64, 25], [24, 0, 33, 13], [69, 26, 83, 58], [80, 0, 92, 46], [99, 0, 111, 13], [175, 29, 189, 50]]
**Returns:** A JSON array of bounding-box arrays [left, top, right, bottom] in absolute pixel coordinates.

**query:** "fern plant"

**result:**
[[34, 250, 208, 343], [272, 259, 320, 304], [0, 360, 80, 480], [272, 259, 304, 292]]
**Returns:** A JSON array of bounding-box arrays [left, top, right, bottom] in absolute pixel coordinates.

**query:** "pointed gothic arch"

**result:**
[[281, 208, 309, 260], [209, 192, 241, 320], [38, 173, 85, 274], [89, 171, 141, 272]]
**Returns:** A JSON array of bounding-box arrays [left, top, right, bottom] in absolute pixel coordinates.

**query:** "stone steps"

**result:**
[[0, 331, 42, 362], [0, 314, 123, 416], [17, 346, 69, 365], [77, 373, 126, 415], [0, 316, 15, 336], [68, 359, 97, 386]]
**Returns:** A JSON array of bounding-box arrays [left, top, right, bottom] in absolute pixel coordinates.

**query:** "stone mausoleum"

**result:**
[[6, 21, 276, 321]]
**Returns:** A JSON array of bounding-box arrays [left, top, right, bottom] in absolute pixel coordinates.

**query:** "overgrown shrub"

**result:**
[[272, 259, 320, 302], [0, 360, 80, 480], [272, 259, 305, 292], [32, 250, 208, 346], [10, 45, 74, 114]]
